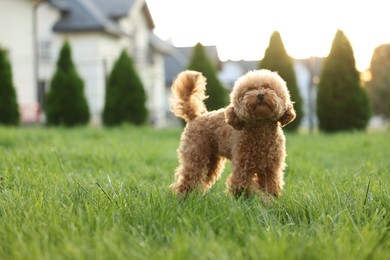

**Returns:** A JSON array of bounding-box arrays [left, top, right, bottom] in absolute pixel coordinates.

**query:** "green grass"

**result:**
[[0, 126, 389, 259]]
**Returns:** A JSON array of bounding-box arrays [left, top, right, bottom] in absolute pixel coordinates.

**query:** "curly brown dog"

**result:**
[[170, 69, 296, 199]]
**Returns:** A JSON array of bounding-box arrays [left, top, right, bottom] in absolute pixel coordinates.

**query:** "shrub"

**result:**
[[103, 50, 148, 126], [187, 43, 228, 111], [365, 44, 390, 119], [259, 31, 303, 131], [317, 30, 370, 132], [45, 41, 90, 126], [0, 46, 20, 125]]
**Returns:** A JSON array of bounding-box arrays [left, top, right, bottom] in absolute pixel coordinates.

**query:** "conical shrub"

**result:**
[[259, 31, 303, 131], [317, 30, 370, 132], [187, 43, 228, 111], [366, 44, 390, 119], [103, 50, 148, 126], [0, 46, 20, 125], [45, 41, 90, 126]]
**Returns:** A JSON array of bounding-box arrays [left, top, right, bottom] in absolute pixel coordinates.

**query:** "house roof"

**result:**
[[51, 0, 122, 36], [48, 0, 70, 12], [92, 0, 154, 28], [164, 52, 187, 86], [93, 0, 136, 19], [149, 33, 173, 54], [50, 0, 154, 36]]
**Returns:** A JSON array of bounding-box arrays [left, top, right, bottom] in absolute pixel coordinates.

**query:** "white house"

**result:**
[[0, 0, 171, 126]]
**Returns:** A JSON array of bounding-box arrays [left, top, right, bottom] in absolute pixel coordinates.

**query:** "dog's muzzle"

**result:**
[[257, 93, 265, 102]]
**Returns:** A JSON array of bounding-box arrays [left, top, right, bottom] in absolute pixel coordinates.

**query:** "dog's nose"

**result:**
[[257, 93, 265, 101]]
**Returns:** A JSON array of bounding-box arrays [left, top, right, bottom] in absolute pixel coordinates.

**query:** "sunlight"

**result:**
[[147, 0, 390, 71]]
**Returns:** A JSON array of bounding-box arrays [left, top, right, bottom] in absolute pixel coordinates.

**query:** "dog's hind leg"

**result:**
[[170, 147, 213, 195], [170, 165, 204, 194], [204, 155, 225, 190]]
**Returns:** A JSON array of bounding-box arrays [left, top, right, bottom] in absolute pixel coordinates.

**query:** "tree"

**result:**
[[103, 50, 148, 126], [259, 31, 303, 131], [365, 44, 390, 119], [0, 47, 19, 125], [187, 43, 228, 111], [317, 30, 370, 132], [45, 41, 90, 126]]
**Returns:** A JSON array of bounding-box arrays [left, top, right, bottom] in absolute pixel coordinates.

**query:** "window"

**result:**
[[39, 40, 51, 60]]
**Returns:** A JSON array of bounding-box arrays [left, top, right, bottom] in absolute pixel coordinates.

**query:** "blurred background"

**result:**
[[0, 0, 389, 131]]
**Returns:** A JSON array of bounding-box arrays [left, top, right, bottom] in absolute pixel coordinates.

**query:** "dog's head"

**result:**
[[225, 70, 296, 130]]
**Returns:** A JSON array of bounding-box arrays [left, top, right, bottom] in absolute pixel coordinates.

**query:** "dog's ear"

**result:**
[[225, 105, 244, 130], [279, 103, 296, 127]]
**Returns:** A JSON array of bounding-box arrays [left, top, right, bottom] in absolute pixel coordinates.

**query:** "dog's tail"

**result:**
[[170, 70, 208, 122]]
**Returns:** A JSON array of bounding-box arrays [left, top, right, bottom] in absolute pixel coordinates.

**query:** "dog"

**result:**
[[170, 69, 296, 199]]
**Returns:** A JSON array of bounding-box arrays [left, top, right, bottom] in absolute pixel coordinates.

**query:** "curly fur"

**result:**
[[170, 69, 296, 200]]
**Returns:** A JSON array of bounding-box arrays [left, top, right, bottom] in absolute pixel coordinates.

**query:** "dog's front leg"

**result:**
[[226, 165, 256, 197], [255, 170, 284, 197]]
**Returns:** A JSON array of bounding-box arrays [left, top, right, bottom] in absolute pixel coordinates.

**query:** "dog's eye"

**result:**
[[267, 89, 277, 96], [245, 86, 259, 92], [244, 89, 258, 96]]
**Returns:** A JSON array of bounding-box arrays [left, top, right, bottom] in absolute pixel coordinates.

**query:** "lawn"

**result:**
[[0, 126, 389, 259]]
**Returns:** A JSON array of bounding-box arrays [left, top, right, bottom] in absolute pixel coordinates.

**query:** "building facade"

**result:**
[[0, 0, 170, 126]]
